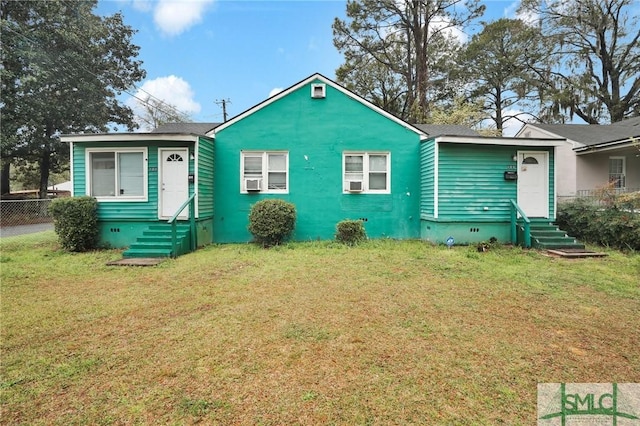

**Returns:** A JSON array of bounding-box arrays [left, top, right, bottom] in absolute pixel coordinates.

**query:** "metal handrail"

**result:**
[[510, 199, 531, 248], [167, 193, 197, 258]]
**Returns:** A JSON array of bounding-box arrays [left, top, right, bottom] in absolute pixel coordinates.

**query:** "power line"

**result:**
[[215, 99, 231, 122], [2, 23, 191, 124]]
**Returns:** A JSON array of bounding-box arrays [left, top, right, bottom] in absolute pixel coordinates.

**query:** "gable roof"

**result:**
[[414, 124, 479, 137], [519, 116, 640, 146], [152, 122, 220, 134], [210, 73, 427, 138]]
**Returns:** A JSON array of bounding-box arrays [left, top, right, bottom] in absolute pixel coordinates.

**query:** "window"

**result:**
[[241, 151, 288, 193], [609, 157, 626, 189], [87, 148, 147, 200], [343, 152, 390, 193]]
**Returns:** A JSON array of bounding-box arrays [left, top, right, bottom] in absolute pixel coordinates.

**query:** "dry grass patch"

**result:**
[[1, 233, 639, 424]]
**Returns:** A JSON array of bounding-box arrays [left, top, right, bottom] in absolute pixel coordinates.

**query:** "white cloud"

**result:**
[[154, 0, 214, 37], [131, 0, 153, 12], [128, 75, 201, 129], [504, 1, 539, 26], [430, 16, 468, 44], [502, 109, 534, 136], [268, 87, 284, 98]]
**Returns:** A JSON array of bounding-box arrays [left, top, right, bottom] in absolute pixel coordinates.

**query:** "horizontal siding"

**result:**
[[197, 138, 214, 218], [72, 144, 86, 195], [71, 140, 196, 221], [438, 144, 517, 221], [548, 151, 555, 219], [420, 140, 435, 216]]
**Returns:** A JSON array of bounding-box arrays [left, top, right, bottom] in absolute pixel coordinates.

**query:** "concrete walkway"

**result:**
[[0, 223, 54, 238]]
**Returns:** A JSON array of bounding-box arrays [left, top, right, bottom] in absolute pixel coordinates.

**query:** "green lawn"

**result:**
[[1, 232, 639, 425]]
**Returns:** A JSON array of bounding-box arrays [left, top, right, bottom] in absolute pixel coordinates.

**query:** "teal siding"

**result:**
[[547, 151, 555, 218], [213, 80, 422, 243], [436, 143, 555, 221], [419, 140, 435, 217], [72, 144, 86, 195], [72, 140, 197, 221], [438, 144, 517, 221], [197, 137, 215, 218]]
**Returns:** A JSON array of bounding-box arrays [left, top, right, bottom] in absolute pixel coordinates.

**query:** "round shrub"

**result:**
[[335, 219, 367, 245], [48, 196, 99, 252], [248, 199, 296, 247]]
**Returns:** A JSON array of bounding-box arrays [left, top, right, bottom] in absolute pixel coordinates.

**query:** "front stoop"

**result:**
[[529, 221, 585, 250], [122, 224, 191, 258]]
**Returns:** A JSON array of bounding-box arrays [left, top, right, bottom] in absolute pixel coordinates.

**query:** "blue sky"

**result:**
[[97, 0, 529, 132]]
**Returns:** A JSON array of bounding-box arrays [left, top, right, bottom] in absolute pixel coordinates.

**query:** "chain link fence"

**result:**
[[0, 199, 55, 238]]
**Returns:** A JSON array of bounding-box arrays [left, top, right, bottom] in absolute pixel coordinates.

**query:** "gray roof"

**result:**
[[152, 122, 220, 134], [527, 116, 640, 145], [414, 124, 480, 137]]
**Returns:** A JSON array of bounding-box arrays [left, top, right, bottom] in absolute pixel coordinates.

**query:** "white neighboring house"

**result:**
[[516, 117, 640, 201], [47, 180, 72, 195]]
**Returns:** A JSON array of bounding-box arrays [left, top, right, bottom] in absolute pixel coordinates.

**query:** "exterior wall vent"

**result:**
[[311, 84, 326, 99]]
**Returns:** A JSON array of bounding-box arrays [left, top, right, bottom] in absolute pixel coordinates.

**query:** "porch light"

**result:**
[[512, 154, 517, 162]]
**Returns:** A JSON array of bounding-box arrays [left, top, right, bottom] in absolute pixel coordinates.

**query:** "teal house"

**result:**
[[62, 73, 577, 257]]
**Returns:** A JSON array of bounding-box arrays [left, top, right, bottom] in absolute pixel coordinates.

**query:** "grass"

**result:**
[[1, 231, 639, 425]]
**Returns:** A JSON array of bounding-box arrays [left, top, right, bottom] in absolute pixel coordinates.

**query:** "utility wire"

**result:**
[[2, 23, 192, 123]]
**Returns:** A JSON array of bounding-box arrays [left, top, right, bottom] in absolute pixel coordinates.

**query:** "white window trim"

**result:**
[[85, 147, 148, 202], [342, 151, 391, 194], [240, 151, 289, 194], [609, 156, 626, 189]]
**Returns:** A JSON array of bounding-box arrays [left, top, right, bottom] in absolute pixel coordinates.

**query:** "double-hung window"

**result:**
[[87, 148, 147, 200], [608, 156, 626, 189], [343, 152, 390, 193], [241, 151, 288, 193]]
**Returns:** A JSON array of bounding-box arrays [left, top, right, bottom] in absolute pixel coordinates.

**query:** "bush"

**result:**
[[556, 199, 640, 251], [48, 196, 99, 252], [335, 219, 367, 245], [248, 199, 296, 247]]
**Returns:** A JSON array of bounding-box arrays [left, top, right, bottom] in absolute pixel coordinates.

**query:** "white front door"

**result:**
[[517, 151, 549, 218], [160, 148, 189, 218]]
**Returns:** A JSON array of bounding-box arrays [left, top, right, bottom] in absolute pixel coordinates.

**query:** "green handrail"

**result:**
[[510, 199, 531, 248], [167, 193, 197, 258]]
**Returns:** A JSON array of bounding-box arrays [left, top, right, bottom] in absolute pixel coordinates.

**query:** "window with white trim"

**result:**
[[609, 156, 626, 189], [240, 151, 288, 193], [343, 152, 390, 193], [86, 148, 147, 200]]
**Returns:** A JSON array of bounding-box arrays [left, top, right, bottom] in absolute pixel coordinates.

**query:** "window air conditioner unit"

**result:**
[[348, 180, 363, 192], [245, 178, 262, 191]]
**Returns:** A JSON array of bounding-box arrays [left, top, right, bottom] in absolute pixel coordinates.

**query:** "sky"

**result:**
[[96, 0, 534, 135]]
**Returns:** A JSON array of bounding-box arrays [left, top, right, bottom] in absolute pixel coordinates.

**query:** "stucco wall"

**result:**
[[212, 79, 422, 243]]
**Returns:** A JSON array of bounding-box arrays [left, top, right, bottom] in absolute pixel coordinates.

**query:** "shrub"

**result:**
[[556, 199, 640, 251], [48, 196, 99, 252], [248, 199, 296, 247], [335, 219, 367, 245]]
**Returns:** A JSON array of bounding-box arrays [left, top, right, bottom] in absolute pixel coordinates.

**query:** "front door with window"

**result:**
[[517, 151, 549, 218], [160, 149, 189, 218]]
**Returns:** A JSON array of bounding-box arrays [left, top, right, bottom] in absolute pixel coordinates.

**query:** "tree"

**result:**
[[333, 0, 484, 122], [0, 0, 146, 197], [133, 94, 190, 131], [520, 0, 640, 123], [428, 97, 490, 130], [461, 18, 548, 134]]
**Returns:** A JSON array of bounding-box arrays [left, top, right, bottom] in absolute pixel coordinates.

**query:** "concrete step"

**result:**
[[123, 247, 173, 258]]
